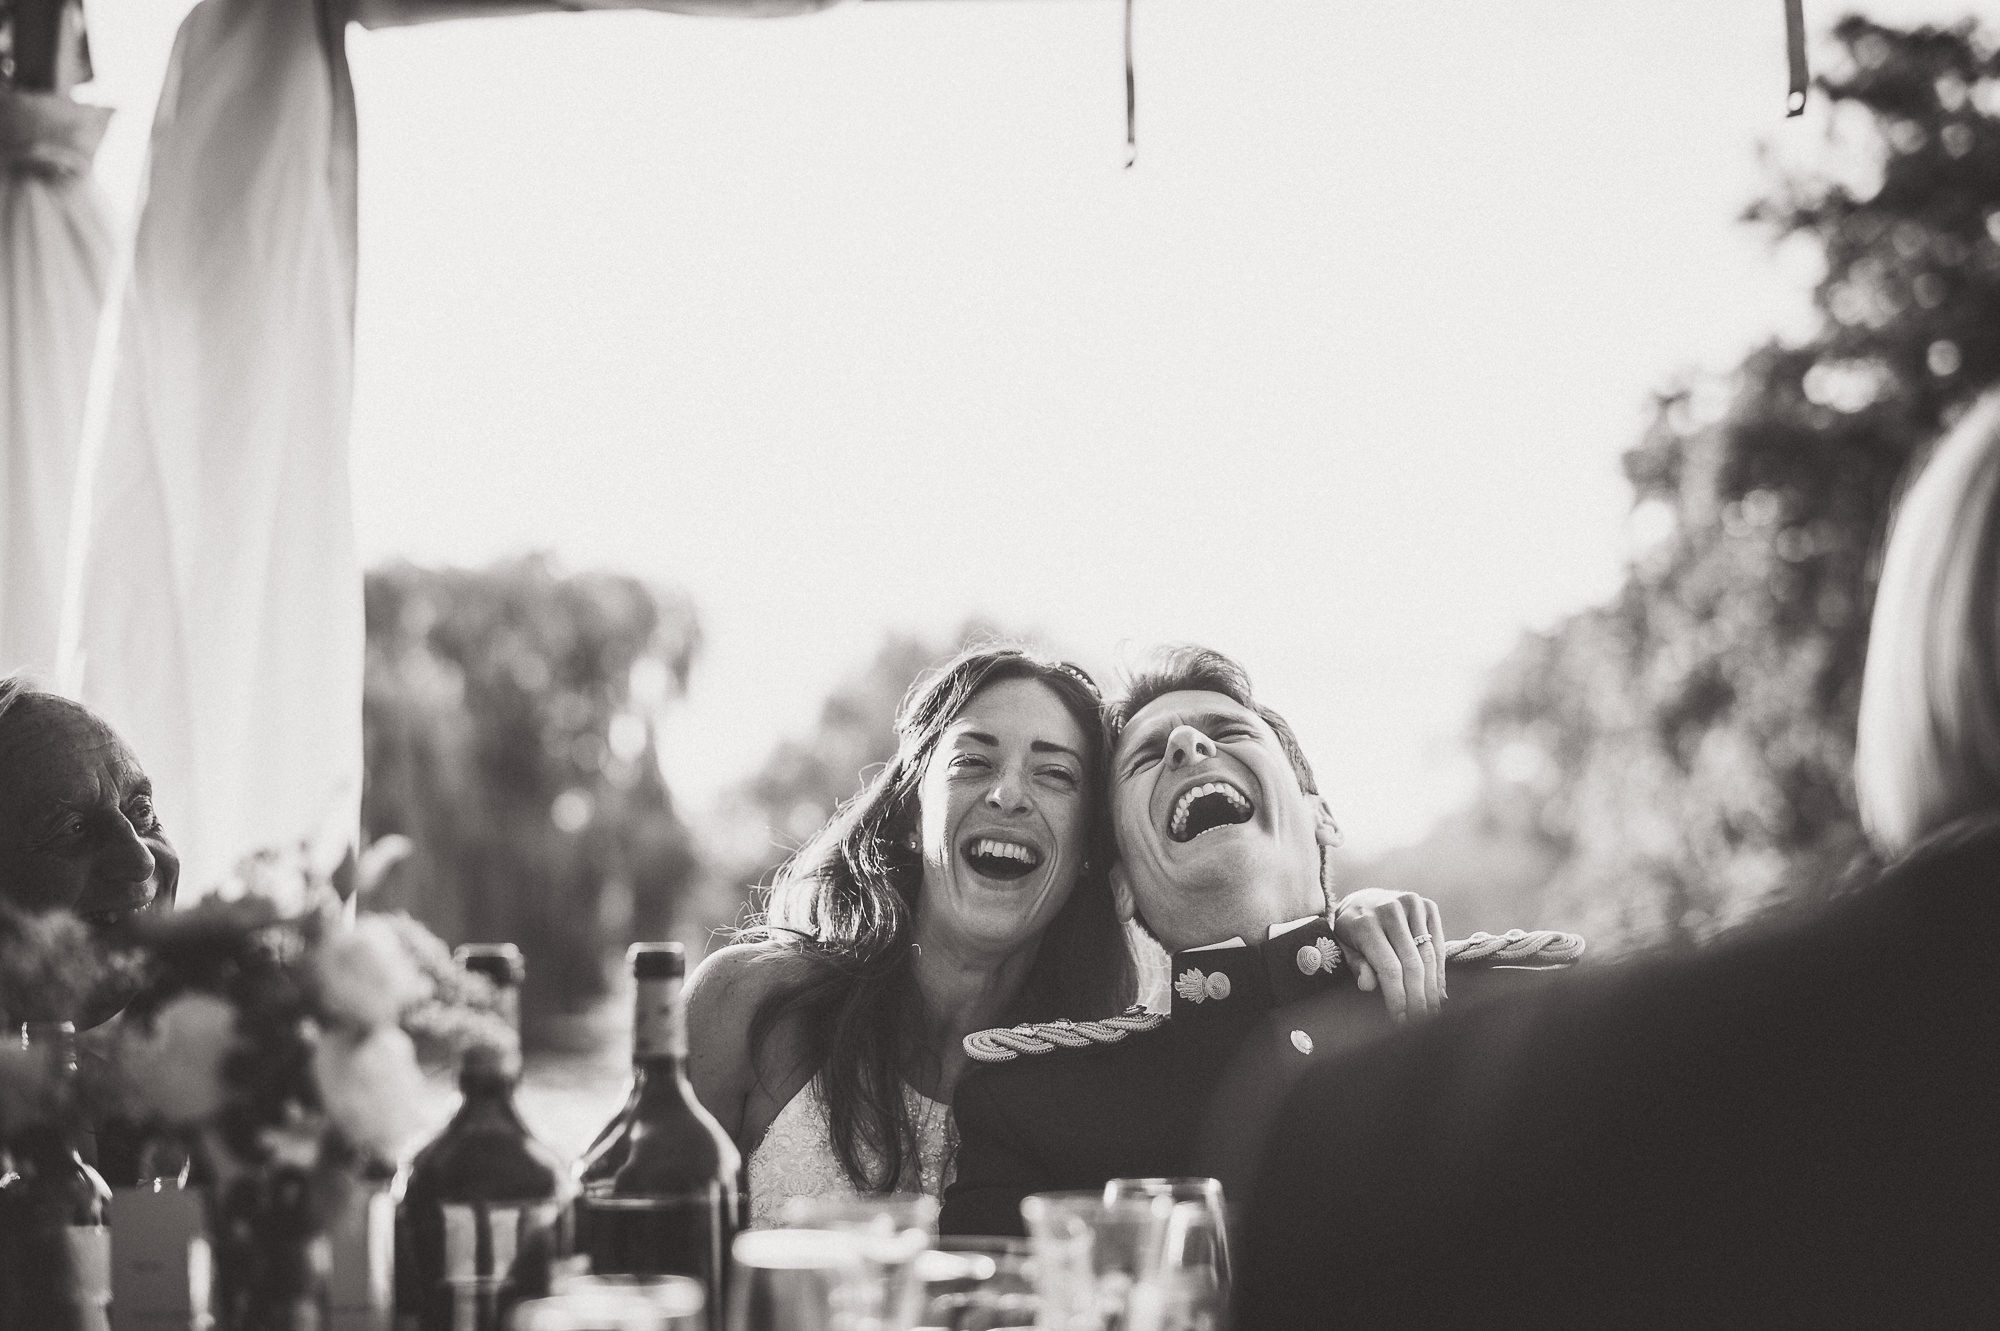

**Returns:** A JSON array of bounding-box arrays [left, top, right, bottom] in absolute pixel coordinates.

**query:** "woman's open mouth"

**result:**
[[1168, 780, 1256, 842], [961, 836, 1043, 882]]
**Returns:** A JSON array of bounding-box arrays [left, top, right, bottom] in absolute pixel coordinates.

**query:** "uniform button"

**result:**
[[1290, 1030, 1314, 1055], [1296, 944, 1322, 976], [1205, 972, 1232, 1001]]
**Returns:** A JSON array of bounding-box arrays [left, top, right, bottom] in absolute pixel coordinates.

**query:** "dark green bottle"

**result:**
[[394, 945, 567, 1331], [0, 1021, 113, 1331], [572, 943, 740, 1326]]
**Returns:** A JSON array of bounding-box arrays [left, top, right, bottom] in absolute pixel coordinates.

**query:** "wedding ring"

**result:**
[[1411, 932, 1434, 948]]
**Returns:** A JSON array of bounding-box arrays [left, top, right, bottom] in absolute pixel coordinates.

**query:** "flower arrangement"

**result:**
[[1, 840, 512, 1328]]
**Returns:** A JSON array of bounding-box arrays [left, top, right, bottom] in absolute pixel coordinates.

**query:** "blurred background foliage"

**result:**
[[1379, 16, 2000, 954], [357, 17, 2000, 1035], [361, 555, 701, 1046]]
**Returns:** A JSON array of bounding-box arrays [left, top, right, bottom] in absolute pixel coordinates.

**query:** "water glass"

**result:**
[[911, 1238, 1038, 1331], [1019, 1192, 1173, 1331], [513, 1273, 703, 1330], [776, 1194, 935, 1331], [1129, 1204, 1227, 1331], [726, 1228, 862, 1331], [1099, 1178, 1231, 1298]]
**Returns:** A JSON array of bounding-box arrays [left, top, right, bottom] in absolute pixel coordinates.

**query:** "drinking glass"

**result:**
[[911, 1237, 1038, 1331], [1128, 1204, 1227, 1331], [1019, 1192, 1173, 1331], [1099, 1178, 1231, 1298], [777, 1194, 935, 1331], [512, 1272, 703, 1330], [725, 1228, 863, 1331]]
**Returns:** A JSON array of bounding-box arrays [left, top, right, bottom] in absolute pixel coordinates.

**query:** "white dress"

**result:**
[[747, 1079, 956, 1229]]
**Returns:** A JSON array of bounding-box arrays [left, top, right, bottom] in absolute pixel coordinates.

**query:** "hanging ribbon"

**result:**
[[1784, 0, 1808, 116], [1128, 0, 1144, 166]]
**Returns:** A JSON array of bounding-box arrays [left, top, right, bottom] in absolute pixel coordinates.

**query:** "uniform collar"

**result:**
[[1166, 916, 1344, 1020]]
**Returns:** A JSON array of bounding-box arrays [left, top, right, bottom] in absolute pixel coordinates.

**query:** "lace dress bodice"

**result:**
[[747, 1079, 957, 1228]]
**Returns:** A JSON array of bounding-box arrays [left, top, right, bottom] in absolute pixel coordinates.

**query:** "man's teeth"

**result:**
[[1170, 781, 1252, 838], [967, 838, 1039, 866]]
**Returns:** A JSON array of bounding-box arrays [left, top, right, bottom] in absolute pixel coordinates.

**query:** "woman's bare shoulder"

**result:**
[[687, 939, 819, 1148], [686, 938, 818, 1022]]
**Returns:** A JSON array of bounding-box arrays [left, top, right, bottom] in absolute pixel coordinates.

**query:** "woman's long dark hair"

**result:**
[[738, 642, 1135, 1193]]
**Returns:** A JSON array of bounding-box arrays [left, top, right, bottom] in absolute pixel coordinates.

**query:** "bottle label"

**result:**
[[108, 1187, 203, 1323], [633, 977, 686, 1059], [328, 1182, 394, 1325], [439, 1200, 563, 1280], [66, 1225, 113, 1331]]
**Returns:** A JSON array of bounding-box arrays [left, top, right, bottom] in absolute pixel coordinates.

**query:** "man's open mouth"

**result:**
[[961, 836, 1043, 882], [1169, 780, 1256, 842]]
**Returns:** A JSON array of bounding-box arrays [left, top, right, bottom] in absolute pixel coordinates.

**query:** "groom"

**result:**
[[938, 645, 1576, 1236]]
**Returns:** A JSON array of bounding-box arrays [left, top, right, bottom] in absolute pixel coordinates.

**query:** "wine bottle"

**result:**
[[0, 1021, 114, 1331], [573, 943, 740, 1326], [394, 944, 568, 1331]]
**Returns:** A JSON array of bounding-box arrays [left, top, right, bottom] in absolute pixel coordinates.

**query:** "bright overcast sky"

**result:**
[[83, 0, 1973, 854]]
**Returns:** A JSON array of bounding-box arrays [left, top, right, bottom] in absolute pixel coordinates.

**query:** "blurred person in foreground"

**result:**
[[686, 644, 1436, 1225], [0, 674, 180, 1028], [1232, 393, 2000, 1329], [940, 646, 1569, 1237]]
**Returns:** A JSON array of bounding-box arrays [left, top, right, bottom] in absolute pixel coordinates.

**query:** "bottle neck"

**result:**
[[11, 1023, 86, 1161], [630, 975, 687, 1067]]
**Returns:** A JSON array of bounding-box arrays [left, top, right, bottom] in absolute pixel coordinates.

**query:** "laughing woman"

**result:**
[[686, 645, 1135, 1224]]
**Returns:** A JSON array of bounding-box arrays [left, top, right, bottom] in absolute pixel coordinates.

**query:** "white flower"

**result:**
[[314, 1025, 426, 1160], [121, 993, 236, 1124], [314, 915, 428, 1031]]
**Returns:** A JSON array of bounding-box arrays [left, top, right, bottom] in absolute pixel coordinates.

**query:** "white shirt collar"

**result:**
[[1183, 914, 1324, 953]]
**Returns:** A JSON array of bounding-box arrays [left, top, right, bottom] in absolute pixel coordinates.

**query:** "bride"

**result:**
[[686, 644, 1133, 1225]]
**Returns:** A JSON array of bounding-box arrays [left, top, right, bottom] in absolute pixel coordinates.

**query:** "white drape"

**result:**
[[1, 90, 115, 679], [65, 0, 363, 896]]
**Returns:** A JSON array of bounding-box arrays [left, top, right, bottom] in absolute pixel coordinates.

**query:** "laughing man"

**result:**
[[938, 645, 1579, 1236]]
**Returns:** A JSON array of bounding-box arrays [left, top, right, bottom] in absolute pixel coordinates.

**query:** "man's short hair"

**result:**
[[0, 673, 39, 736], [1106, 646, 1319, 796]]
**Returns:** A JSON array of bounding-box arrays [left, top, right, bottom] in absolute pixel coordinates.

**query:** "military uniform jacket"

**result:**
[[940, 917, 1561, 1237]]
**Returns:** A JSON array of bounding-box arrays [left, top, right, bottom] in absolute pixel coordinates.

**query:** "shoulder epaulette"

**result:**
[[1446, 929, 1586, 968], [962, 1005, 1166, 1064]]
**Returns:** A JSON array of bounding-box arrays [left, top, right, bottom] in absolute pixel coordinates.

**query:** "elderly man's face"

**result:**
[[0, 696, 179, 927]]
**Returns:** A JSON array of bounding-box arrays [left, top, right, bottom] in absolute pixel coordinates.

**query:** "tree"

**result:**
[[361, 554, 702, 1042], [1470, 18, 2000, 954]]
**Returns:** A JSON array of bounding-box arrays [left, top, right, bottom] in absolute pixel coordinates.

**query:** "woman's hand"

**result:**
[[1330, 888, 1445, 1023]]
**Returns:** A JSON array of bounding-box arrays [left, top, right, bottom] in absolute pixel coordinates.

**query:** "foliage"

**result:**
[[361, 554, 702, 1042], [1469, 17, 2000, 952]]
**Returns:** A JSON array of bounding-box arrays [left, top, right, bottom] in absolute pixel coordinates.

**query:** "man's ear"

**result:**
[[1313, 797, 1344, 851], [1110, 861, 1136, 924]]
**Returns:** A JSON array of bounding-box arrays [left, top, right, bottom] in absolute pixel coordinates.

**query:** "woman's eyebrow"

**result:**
[[1030, 740, 1082, 762]]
